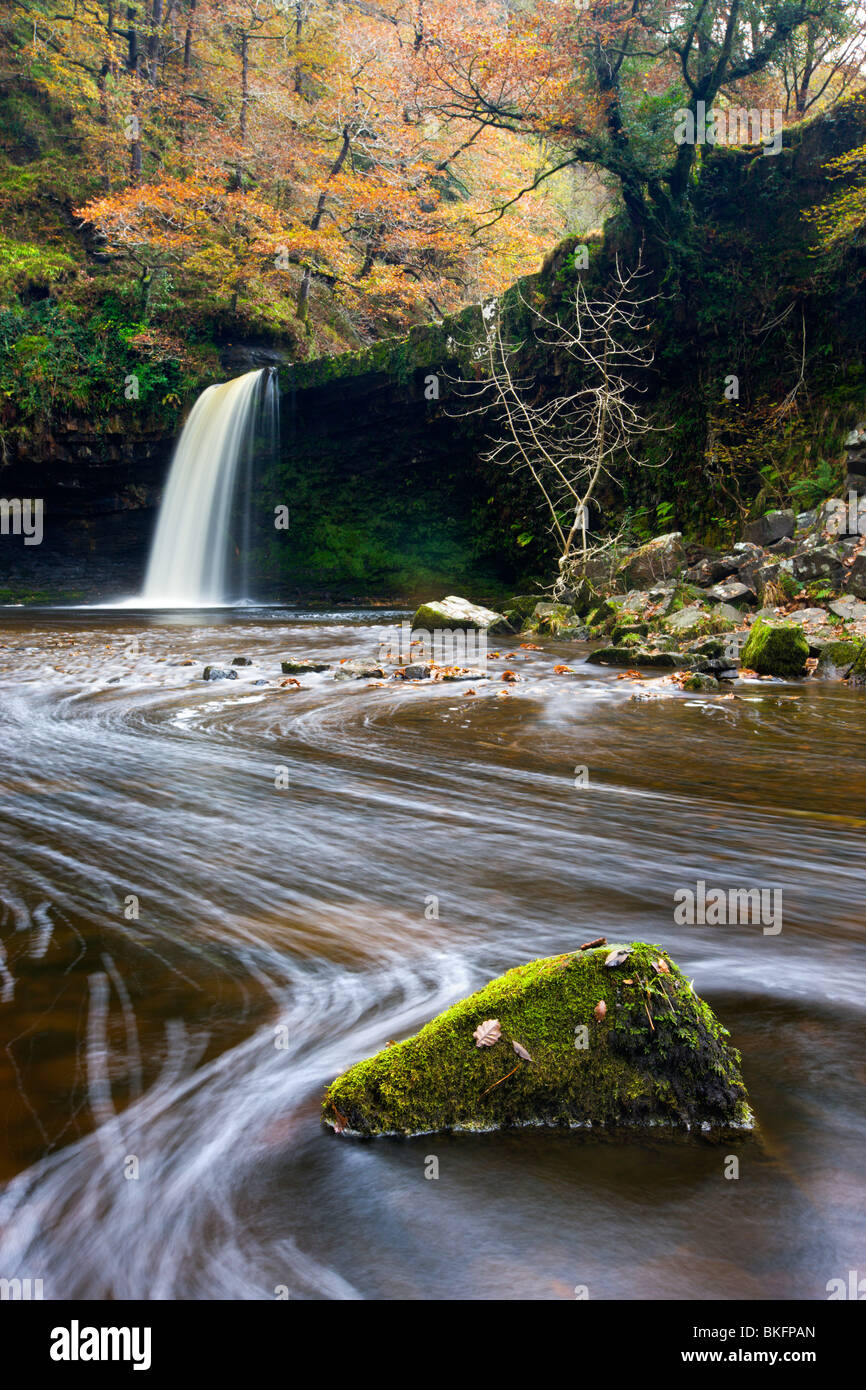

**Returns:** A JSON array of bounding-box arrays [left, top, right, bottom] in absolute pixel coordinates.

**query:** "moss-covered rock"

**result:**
[[740, 618, 809, 678], [412, 595, 509, 633], [585, 646, 679, 668], [681, 672, 721, 692], [610, 621, 649, 644], [501, 594, 543, 628], [847, 643, 866, 686], [817, 640, 861, 676], [323, 943, 752, 1137], [585, 598, 620, 627]]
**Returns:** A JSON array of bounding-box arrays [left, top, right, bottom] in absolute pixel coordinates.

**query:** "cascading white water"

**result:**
[[141, 367, 276, 606]]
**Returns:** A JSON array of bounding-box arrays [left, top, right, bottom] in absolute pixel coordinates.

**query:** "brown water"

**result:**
[[0, 607, 864, 1300]]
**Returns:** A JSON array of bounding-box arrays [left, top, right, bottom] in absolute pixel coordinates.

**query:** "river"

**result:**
[[0, 606, 864, 1300]]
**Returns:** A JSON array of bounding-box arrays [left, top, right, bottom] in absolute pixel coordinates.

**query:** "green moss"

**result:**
[[817, 641, 861, 675], [586, 647, 678, 667], [740, 618, 809, 678], [610, 622, 649, 643], [847, 643, 866, 686], [323, 942, 752, 1137]]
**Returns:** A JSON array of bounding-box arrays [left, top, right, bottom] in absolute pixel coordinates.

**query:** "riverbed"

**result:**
[[0, 607, 864, 1299]]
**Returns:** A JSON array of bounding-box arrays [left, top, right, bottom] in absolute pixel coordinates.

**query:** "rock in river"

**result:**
[[740, 619, 809, 678], [322, 942, 752, 1137], [411, 595, 509, 633]]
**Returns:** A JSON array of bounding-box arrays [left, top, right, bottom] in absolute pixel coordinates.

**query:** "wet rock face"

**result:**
[[323, 943, 752, 1137]]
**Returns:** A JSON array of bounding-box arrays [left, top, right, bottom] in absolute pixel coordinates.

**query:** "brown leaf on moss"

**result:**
[[473, 1018, 502, 1048], [605, 948, 630, 968], [594, 1000, 607, 1020], [512, 1040, 533, 1061]]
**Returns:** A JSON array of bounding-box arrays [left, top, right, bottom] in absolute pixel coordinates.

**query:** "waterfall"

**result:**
[[140, 367, 278, 607]]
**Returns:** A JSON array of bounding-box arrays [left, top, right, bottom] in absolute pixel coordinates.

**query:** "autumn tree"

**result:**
[[420, 0, 864, 238]]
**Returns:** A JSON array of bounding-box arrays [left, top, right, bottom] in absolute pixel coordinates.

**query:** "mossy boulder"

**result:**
[[740, 618, 809, 678], [817, 641, 861, 676], [847, 643, 866, 686], [585, 646, 678, 668], [610, 621, 649, 644], [323, 943, 752, 1137], [681, 672, 721, 693], [502, 594, 543, 629], [586, 598, 620, 628], [411, 596, 509, 633]]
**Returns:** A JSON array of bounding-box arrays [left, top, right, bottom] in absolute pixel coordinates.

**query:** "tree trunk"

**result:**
[[296, 128, 351, 320]]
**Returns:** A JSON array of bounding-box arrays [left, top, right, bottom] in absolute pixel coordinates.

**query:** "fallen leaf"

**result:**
[[473, 1018, 502, 1048], [496, 689, 510, 699], [605, 948, 630, 968], [553, 664, 573, 674], [512, 1040, 533, 1061], [594, 1000, 607, 1020], [280, 677, 302, 688], [519, 643, 543, 650], [579, 936, 607, 950], [501, 670, 519, 682], [653, 957, 671, 974], [465, 688, 477, 696]]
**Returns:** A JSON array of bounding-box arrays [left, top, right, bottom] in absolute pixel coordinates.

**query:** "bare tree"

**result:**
[[455, 249, 662, 596]]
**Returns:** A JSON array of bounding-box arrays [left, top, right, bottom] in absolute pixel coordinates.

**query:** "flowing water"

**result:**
[[140, 369, 278, 608], [0, 607, 864, 1300]]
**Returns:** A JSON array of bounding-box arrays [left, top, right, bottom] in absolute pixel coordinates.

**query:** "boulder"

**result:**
[[281, 659, 331, 674], [846, 554, 866, 600], [231, 656, 253, 666], [844, 424, 866, 469], [829, 597, 866, 622], [201, 666, 238, 681], [333, 660, 388, 681], [684, 555, 740, 586], [705, 579, 757, 606], [616, 533, 685, 588], [502, 595, 544, 629], [734, 560, 782, 603], [411, 596, 509, 633], [681, 672, 721, 693], [791, 546, 845, 587], [817, 641, 861, 676], [740, 619, 809, 678], [586, 647, 679, 668], [847, 644, 866, 686], [784, 607, 832, 627], [322, 943, 752, 1137], [662, 605, 710, 637], [531, 602, 579, 636], [743, 510, 795, 547]]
